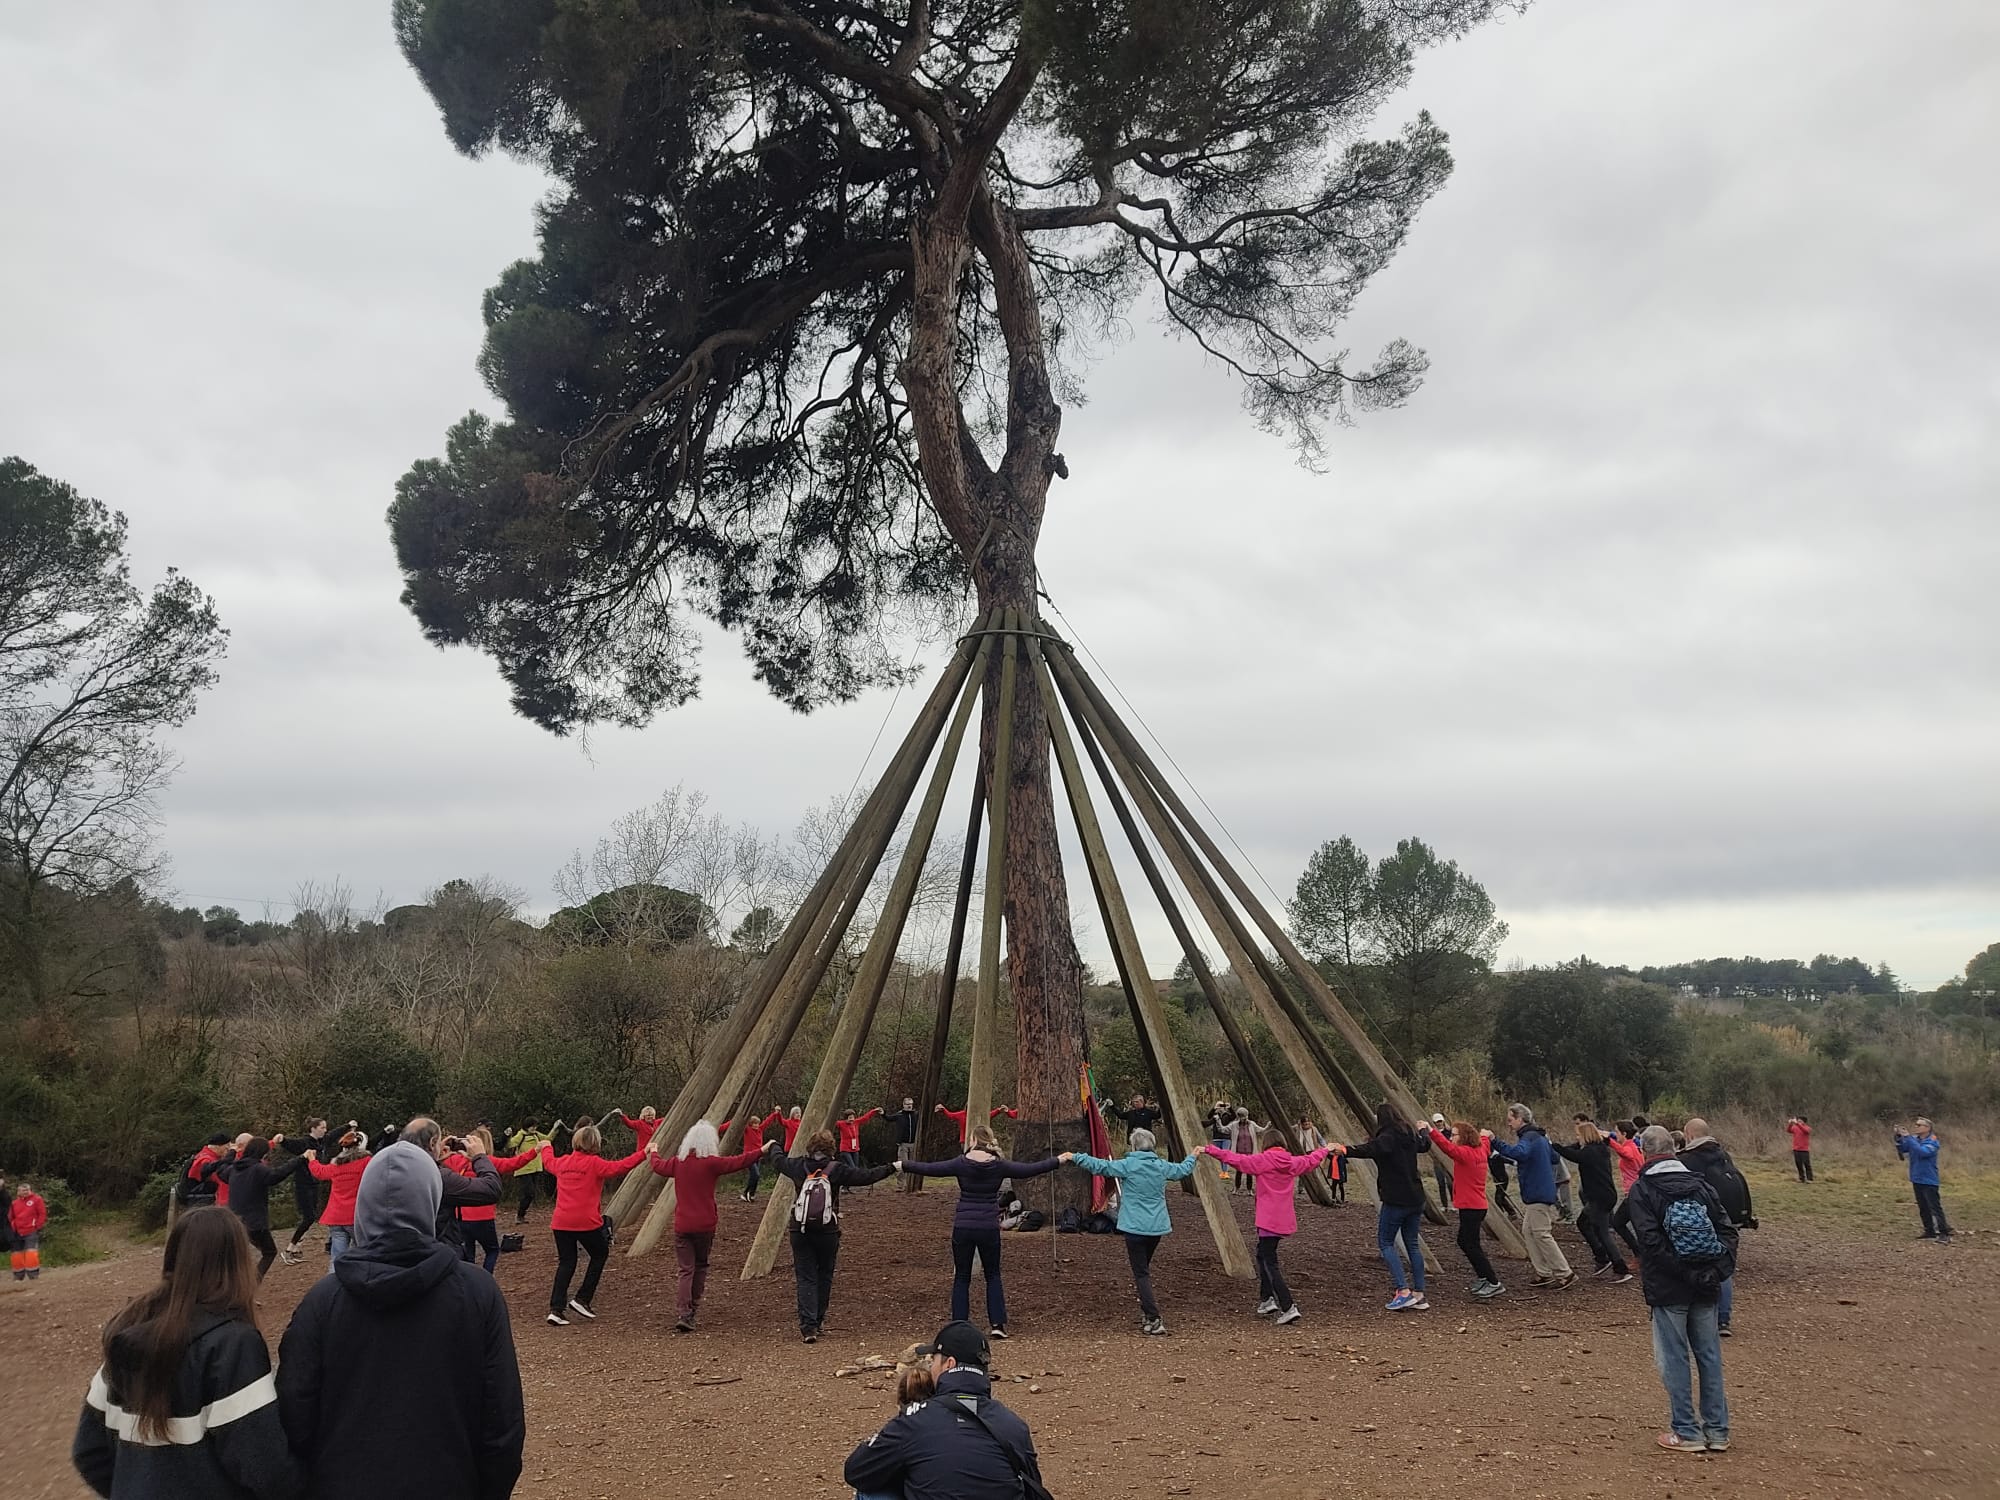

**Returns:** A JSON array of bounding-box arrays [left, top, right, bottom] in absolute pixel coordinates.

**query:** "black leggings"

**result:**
[[950, 1227, 1007, 1329], [1577, 1200, 1628, 1273], [551, 1224, 611, 1313], [790, 1227, 840, 1334], [1254, 1234, 1292, 1311], [460, 1219, 501, 1273], [515, 1173, 546, 1221], [1123, 1232, 1162, 1320], [1455, 1207, 1498, 1283], [287, 1200, 321, 1248], [247, 1228, 279, 1280]]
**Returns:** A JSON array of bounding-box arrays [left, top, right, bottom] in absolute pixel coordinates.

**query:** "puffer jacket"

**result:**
[[1612, 1157, 1738, 1308], [1203, 1144, 1332, 1235]]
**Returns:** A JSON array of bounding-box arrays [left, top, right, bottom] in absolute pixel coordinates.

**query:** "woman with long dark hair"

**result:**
[[541, 1118, 647, 1326], [1343, 1100, 1434, 1312], [73, 1207, 300, 1498], [1552, 1120, 1632, 1281], [211, 1137, 309, 1280], [1203, 1121, 1334, 1324]]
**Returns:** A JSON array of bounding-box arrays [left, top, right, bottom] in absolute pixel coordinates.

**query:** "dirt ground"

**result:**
[[6, 1166, 1997, 1500]]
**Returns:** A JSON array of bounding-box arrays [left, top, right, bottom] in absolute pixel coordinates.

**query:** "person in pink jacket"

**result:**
[[1607, 1125, 1645, 1195], [1202, 1124, 1333, 1325]]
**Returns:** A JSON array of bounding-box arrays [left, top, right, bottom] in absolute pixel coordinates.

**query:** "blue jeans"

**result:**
[[1717, 1275, 1733, 1328], [1650, 1302, 1729, 1444], [1377, 1204, 1425, 1291], [328, 1225, 353, 1266]]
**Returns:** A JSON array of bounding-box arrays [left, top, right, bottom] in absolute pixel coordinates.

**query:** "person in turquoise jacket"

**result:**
[[1061, 1130, 1199, 1336], [1894, 1118, 1952, 1243]]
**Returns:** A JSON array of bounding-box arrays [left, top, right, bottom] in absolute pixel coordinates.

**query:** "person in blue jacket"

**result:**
[[1490, 1104, 1574, 1287], [1061, 1129, 1199, 1336], [1895, 1118, 1952, 1244]]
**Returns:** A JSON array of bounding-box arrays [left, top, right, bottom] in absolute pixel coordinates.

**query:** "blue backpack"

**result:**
[[1661, 1195, 1728, 1287]]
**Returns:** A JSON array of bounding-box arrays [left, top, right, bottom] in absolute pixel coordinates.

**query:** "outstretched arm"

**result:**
[[1204, 1145, 1259, 1172], [1001, 1157, 1063, 1179]]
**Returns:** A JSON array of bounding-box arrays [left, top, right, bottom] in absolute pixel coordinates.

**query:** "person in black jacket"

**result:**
[[210, 1137, 309, 1279], [73, 1206, 301, 1500], [1103, 1094, 1163, 1137], [1678, 1118, 1755, 1337], [279, 1119, 331, 1266], [1344, 1101, 1432, 1311], [885, 1097, 923, 1168], [398, 1116, 503, 1251], [844, 1320, 1043, 1500], [277, 1141, 525, 1500], [1613, 1126, 1735, 1454], [772, 1128, 897, 1342], [1552, 1120, 1632, 1281]]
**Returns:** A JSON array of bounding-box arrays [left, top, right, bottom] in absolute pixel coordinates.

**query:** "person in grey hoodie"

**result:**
[[277, 1142, 525, 1500]]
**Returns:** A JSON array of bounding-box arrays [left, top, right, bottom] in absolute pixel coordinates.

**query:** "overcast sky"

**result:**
[[3, 2, 1994, 988]]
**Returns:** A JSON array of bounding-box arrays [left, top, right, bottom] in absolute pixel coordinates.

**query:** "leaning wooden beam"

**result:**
[[1051, 643, 1428, 1127], [962, 606, 1020, 1123], [1052, 643, 1527, 1258], [610, 623, 988, 1246], [1029, 633, 1254, 1279], [739, 631, 994, 1278], [1047, 644, 1374, 1189], [1070, 706, 1331, 1206], [908, 776, 984, 1191]]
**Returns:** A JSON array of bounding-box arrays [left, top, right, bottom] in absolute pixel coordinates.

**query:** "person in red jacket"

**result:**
[[738, 1107, 788, 1202], [183, 1133, 229, 1209], [616, 1107, 661, 1153], [305, 1130, 372, 1266], [934, 1104, 1018, 1144], [9, 1181, 48, 1279], [1427, 1119, 1504, 1299], [1608, 1124, 1645, 1195], [835, 1107, 882, 1167], [447, 1125, 534, 1274], [541, 1119, 647, 1326], [647, 1118, 767, 1332], [1786, 1115, 1814, 1182]]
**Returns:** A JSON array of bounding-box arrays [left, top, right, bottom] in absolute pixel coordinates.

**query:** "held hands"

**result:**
[[1058, 1152, 1074, 1164]]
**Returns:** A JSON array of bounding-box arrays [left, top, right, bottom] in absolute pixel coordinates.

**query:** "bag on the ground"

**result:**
[[1084, 1212, 1116, 1235], [794, 1168, 836, 1229], [1054, 1206, 1082, 1234], [500, 1233, 525, 1252], [1020, 1209, 1047, 1232]]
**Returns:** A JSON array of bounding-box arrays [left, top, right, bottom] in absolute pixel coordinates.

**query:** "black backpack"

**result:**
[[176, 1155, 215, 1205]]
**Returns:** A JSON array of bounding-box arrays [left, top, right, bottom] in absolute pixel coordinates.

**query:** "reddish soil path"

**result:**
[[5, 1182, 1994, 1499]]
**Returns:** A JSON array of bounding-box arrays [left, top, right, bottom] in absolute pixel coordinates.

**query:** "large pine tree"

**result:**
[[389, 0, 1515, 1169]]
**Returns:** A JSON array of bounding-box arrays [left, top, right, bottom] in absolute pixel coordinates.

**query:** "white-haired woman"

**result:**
[[1059, 1128, 1199, 1335], [645, 1117, 767, 1332]]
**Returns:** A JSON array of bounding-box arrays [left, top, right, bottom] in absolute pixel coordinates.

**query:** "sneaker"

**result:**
[[1705, 1438, 1731, 1452], [1274, 1305, 1302, 1325], [1406, 1294, 1430, 1311], [1916, 1232, 1938, 1241], [1386, 1290, 1417, 1311], [568, 1300, 596, 1320], [1528, 1275, 1554, 1288], [1938, 1234, 1954, 1245], [1718, 1324, 1732, 1337], [802, 1328, 818, 1344], [1657, 1433, 1707, 1454], [1474, 1281, 1506, 1300], [546, 1312, 569, 1327], [674, 1319, 693, 1334], [1548, 1273, 1577, 1290], [1609, 1272, 1634, 1284], [1142, 1318, 1168, 1336], [1591, 1262, 1614, 1278], [988, 1326, 1009, 1341], [1256, 1297, 1279, 1315]]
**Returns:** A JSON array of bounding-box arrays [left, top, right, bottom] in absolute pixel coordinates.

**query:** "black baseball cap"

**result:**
[[917, 1320, 989, 1369]]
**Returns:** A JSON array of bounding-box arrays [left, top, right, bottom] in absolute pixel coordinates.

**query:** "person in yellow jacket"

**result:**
[[504, 1119, 552, 1223]]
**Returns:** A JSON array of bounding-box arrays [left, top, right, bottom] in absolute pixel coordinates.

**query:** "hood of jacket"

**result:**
[[1637, 1156, 1706, 1198], [935, 1366, 994, 1402], [335, 1142, 456, 1308]]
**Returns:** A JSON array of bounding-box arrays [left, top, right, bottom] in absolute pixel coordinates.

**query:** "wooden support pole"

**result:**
[[908, 775, 984, 1190], [738, 633, 994, 1278], [1028, 635, 1254, 1279], [609, 625, 986, 1246], [962, 607, 1020, 1123], [1070, 704, 1330, 1206], [1046, 644, 1374, 1176], [1051, 644, 1526, 1257]]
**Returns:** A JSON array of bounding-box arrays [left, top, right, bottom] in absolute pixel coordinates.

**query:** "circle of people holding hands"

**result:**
[[59, 1093, 1957, 1497]]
